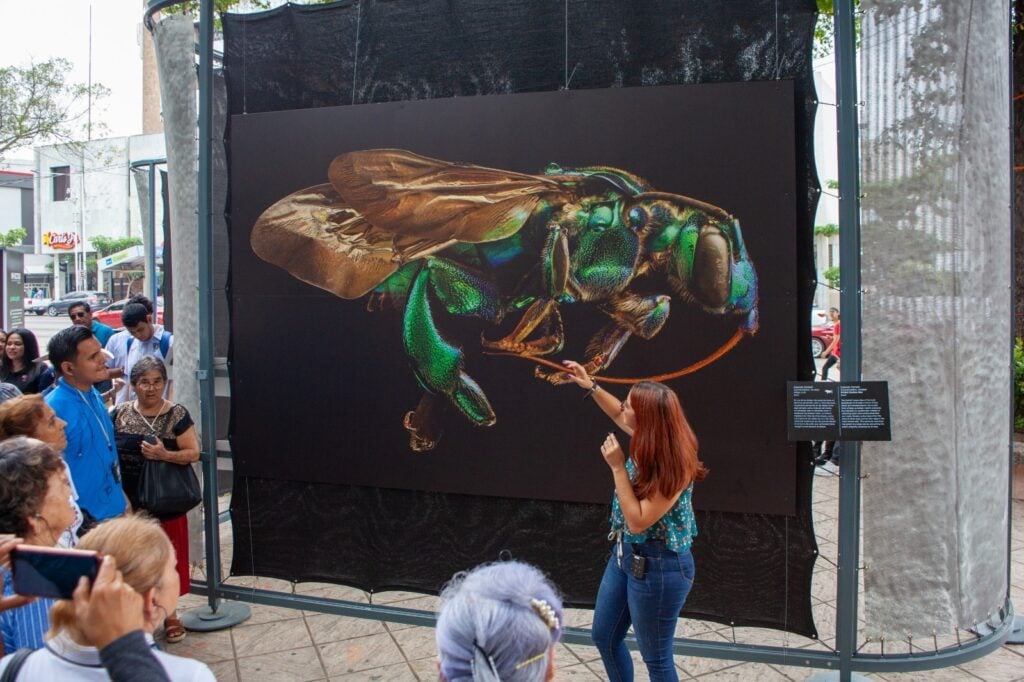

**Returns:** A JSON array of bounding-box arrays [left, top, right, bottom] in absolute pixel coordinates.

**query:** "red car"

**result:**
[[93, 299, 165, 329], [811, 322, 835, 357]]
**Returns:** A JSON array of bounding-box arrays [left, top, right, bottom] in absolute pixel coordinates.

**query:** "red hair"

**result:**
[[628, 382, 708, 500]]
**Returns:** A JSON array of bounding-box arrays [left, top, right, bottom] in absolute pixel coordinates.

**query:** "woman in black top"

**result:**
[[0, 328, 52, 394]]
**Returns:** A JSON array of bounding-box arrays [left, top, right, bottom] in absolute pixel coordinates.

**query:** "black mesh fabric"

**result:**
[[223, 0, 820, 637]]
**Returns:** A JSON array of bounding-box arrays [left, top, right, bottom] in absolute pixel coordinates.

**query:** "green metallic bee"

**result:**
[[251, 149, 758, 450]]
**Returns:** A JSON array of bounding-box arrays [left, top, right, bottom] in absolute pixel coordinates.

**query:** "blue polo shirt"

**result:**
[[46, 379, 125, 520], [90, 320, 115, 348]]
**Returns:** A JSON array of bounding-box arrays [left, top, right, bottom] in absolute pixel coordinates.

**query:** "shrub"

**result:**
[[1015, 338, 1024, 432]]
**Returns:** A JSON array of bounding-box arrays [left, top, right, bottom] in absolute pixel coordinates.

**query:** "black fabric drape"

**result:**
[[223, 0, 820, 637]]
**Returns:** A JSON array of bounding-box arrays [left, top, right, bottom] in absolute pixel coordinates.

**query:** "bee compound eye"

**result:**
[[693, 227, 731, 308]]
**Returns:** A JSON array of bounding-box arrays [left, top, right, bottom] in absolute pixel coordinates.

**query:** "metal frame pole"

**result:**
[[833, 1, 863, 680], [128, 158, 166, 304], [198, 0, 218, 612], [182, 0, 250, 631], [168, 0, 1017, 662], [147, 163, 158, 303]]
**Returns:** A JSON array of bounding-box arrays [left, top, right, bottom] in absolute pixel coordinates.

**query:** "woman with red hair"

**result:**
[[561, 360, 708, 681]]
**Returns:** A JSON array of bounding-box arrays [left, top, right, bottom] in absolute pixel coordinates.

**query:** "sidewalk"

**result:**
[[169, 473, 1024, 681]]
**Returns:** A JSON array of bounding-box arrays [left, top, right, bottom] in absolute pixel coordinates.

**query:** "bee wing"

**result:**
[[328, 149, 564, 251], [251, 183, 416, 299]]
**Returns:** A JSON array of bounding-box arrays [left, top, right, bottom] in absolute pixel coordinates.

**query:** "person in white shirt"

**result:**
[[107, 295, 173, 405], [0, 515, 215, 681]]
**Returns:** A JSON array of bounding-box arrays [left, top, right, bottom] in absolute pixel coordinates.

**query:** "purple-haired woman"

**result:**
[[436, 561, 563, 682]]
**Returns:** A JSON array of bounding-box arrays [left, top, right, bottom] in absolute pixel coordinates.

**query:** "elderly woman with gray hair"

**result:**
[[109, 356, 199, 644], [436, 561, 563, 682]]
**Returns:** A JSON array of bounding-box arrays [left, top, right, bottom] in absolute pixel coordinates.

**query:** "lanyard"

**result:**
[[74, 386, 113, 452]]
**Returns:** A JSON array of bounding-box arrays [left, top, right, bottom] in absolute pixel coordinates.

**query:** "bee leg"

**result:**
[[481, 299, 564, 356], [536, 293, 670, 384], [403, 393, 445, 452], [403, 262, 496, 433]]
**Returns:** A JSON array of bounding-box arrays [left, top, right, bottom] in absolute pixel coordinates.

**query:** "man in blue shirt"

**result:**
[[46, 326, 125, 524], [68, 301, 115, 395], [68, 301, 115, 348]]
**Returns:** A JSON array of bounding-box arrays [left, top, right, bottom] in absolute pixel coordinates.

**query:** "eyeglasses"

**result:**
[[136, 379, 165, 390], [70, 312, 87, 319]]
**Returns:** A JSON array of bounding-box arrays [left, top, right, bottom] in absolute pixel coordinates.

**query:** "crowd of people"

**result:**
[[0, 302, 706, 681]]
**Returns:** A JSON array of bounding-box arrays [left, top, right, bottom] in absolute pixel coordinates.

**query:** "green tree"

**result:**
[[0, 58, 109, 159], [814, 1, 861, 58], [823, 266, 841, 289], [90, 235, 143, 258], [0, 227, 26, 248]]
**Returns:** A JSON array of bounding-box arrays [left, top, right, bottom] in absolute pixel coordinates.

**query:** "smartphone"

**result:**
[[11, 545, 102, 599], [143, 435, 158, 445]]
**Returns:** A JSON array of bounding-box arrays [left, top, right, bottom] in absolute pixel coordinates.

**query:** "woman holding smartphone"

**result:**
[[110, 357, 199, 644], [0, 515, 215, 680], [560, 361, 707, 682], [0, 437, 77, 652]]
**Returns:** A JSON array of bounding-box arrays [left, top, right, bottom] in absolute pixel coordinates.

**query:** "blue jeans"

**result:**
[[592, 540, 695, 681]]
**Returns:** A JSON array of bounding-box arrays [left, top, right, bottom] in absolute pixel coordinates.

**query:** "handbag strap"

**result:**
[[1, 648, 34, 682]]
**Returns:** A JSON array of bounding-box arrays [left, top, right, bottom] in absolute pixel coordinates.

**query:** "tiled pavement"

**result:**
[[167, 473, 1024, 681]]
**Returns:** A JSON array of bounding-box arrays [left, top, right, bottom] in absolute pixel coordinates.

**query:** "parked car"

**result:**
[[811, 322, 835, 357], [27, 299, 53, 316], [93, 298, 164, 328], [42, 291, 112, 317]]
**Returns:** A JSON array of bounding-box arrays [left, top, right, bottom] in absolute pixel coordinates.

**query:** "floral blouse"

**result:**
[[110, 402, 193, 511], [610, 459, 697, 553]]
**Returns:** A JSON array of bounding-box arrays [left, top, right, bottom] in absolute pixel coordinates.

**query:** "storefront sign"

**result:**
[[41, 231, 80, 252]]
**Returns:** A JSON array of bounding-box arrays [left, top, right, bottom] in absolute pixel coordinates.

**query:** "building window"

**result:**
[[51, 166, 70, 201], [828, 243, 834, 268]]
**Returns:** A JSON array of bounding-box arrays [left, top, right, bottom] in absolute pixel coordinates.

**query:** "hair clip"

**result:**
[[530, 598, 560, 631], [513, 651, 547, 671], [471, 640, 501, 682]]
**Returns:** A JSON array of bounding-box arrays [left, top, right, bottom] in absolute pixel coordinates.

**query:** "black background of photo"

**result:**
[[230, 82, 797, 513], [222, 0, 821, 637]]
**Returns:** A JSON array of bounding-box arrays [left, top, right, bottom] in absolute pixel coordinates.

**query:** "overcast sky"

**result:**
[[0, 0, 145, 159]]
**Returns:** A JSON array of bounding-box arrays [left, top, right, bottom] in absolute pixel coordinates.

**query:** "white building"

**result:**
[[0, 168, 33, 247], [813, 55, 840, 312], [33, 134, 166, 297]]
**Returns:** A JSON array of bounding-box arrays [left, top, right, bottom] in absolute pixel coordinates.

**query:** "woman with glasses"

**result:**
[[0, 329, 52, 395], [0, 437, 77, 652], [559, 360, 708, 682], [0, 394, 83, 547], [109, 357, 199, 644]]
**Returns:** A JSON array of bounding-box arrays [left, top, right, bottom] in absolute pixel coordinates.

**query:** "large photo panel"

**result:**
[[230, 82, 797, 514]]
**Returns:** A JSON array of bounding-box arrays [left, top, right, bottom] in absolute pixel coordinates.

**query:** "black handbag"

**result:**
[[136, 459, 201, 519]]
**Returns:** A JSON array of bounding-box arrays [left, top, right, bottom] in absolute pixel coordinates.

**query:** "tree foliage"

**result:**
[[823, 266, 841, 289], [159, 0, 336, 19], [814, 0, 861, 58], [90, 235, 143, 257], [0, 58, 109, 159], [0, 228, 26, 248]]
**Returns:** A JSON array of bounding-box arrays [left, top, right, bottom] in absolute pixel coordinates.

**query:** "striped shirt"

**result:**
[[0, 569, 54, 651]]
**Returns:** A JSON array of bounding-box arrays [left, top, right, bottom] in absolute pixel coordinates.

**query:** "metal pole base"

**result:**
[[1007, 615, 1024, 645], [181, 600, 251, 632], [806, 673, 872, 682]]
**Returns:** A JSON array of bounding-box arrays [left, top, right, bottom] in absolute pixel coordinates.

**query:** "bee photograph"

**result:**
[[229, 82, 798, 515]]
